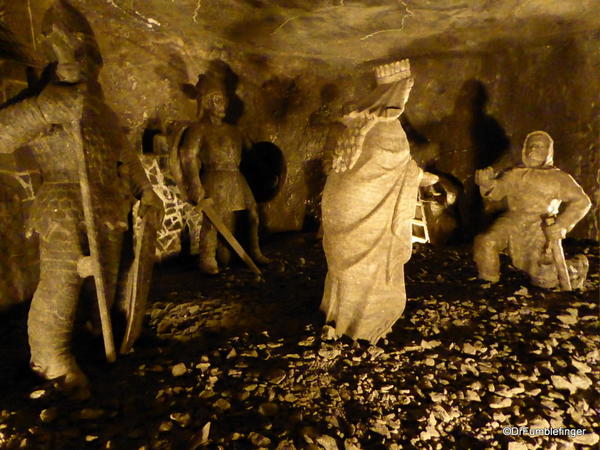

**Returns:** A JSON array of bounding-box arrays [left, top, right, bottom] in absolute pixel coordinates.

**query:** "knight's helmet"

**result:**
[[195, 72, 227, 117], [40, 0, 102, 82], [521, 130, 554, 168]]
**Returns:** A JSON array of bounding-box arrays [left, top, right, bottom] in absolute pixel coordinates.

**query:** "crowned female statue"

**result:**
[[320, 59, 434, 344]]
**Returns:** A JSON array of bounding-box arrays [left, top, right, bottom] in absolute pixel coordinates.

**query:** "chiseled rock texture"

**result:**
[[0, 0, 598, 307]]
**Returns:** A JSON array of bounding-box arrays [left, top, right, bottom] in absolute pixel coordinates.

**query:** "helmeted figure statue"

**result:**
[[320, 59, 434, 344], [175, 72, 269, 274], [473, 131, 591, 289], [0, 0, 162, 398]]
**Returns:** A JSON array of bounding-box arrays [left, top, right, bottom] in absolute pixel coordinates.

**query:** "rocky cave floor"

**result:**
[[0, 233, 598, 450]]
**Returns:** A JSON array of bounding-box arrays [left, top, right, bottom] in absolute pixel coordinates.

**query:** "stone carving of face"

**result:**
[[45, 24, 101, 83], [523, 134, 551, 168], [204, 91, 227, 120]]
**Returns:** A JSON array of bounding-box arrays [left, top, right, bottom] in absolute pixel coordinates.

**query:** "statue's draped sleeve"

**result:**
[[479, 171, 510, 201]]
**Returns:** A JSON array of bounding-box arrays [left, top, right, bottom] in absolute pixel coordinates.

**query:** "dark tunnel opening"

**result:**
[[240, 141, 286, 204], [141, 128, 162, 154]]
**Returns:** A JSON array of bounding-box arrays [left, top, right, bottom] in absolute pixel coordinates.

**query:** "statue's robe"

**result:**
[[321, 119, 422, 343]]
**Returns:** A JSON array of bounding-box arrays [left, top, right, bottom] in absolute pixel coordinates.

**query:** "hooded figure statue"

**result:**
[[320, 59, 436, 344], [473, 130, 591, 289]]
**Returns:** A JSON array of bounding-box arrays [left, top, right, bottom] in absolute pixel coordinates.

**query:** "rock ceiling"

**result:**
[[67, 0, 600, 66]]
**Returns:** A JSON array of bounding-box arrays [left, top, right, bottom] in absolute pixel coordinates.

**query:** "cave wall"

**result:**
[[5, 1, 596, 240], [235, 32, 600, 239], [406, 31, 599, 239], [0, 2, 597, 311]]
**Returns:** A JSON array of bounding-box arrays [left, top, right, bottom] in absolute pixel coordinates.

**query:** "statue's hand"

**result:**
[[544, 221, 567, 241], [475, 167, 496, 188], [192, 188, 206, 207], [420, 172, 439, 187]]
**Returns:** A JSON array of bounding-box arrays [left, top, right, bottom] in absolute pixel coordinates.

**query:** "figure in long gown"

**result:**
[[320, 59, 429, 344]]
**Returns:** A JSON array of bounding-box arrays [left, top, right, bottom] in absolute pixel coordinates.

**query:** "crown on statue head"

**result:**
[[374, 59, 411, 85]]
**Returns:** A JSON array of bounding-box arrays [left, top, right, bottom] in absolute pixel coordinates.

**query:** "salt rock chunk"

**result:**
[[40, 408, 58, 424], [551, 375, 575, 394], [249, 432, 271, 447], [568, 373, 592, 390], [574, 433, 599, 446], [513, 286, 529, 296], [507, 443, 528, 450], [572, 359, 592, 373], [420, 339, 442, 349], [170, 412, 191, 427], [489, 396, 511, 408], [171, 363, 187, 377], [298, 336, 316, 346], [530, 417, 550, 429], [344, 439, 362, 450], [159, 421, 173, 432], [493, 412, 509, 423], [463, 342, 477, 355], [212, 398, 231, 411], [429, 392, 446, 403], [29, 390, 46, 400], [549, 416, 564, 428], [496, 386, 524, 398], [316, 435, 339, 450], [466, 390, 481, 402], [267, 368, 287, 384], [318, 346, 341, 360], [557, 313, 577, 325], [321, 325, 337, 341], [275, 440, 296, 450], [470, 381, 483, 390]]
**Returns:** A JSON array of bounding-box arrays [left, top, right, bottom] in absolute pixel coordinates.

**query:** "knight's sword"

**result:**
[[199, 198, 262, 277]]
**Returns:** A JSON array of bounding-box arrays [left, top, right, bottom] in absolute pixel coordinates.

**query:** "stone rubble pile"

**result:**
[[0, 242, 597, 449]]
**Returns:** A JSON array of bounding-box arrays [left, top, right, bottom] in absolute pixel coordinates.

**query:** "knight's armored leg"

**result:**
[[216, 211, 235, 267], [567, 254, 589, 290], [28, 227, 90, 399], [473, 232, 502, 283], [198, 215, 219, 274], [248, 205, 271, 265]]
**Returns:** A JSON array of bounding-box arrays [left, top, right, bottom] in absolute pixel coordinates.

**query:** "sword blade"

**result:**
[[199, 198, 262, 277]]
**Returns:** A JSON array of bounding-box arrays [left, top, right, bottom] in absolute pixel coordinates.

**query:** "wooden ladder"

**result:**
[[411, 193, 430, 244]]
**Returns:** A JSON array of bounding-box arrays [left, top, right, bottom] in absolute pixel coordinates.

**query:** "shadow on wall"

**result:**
[[240, 141, 286, 204], [413, 79, 511, 241], [302, 158, 327, 232]]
